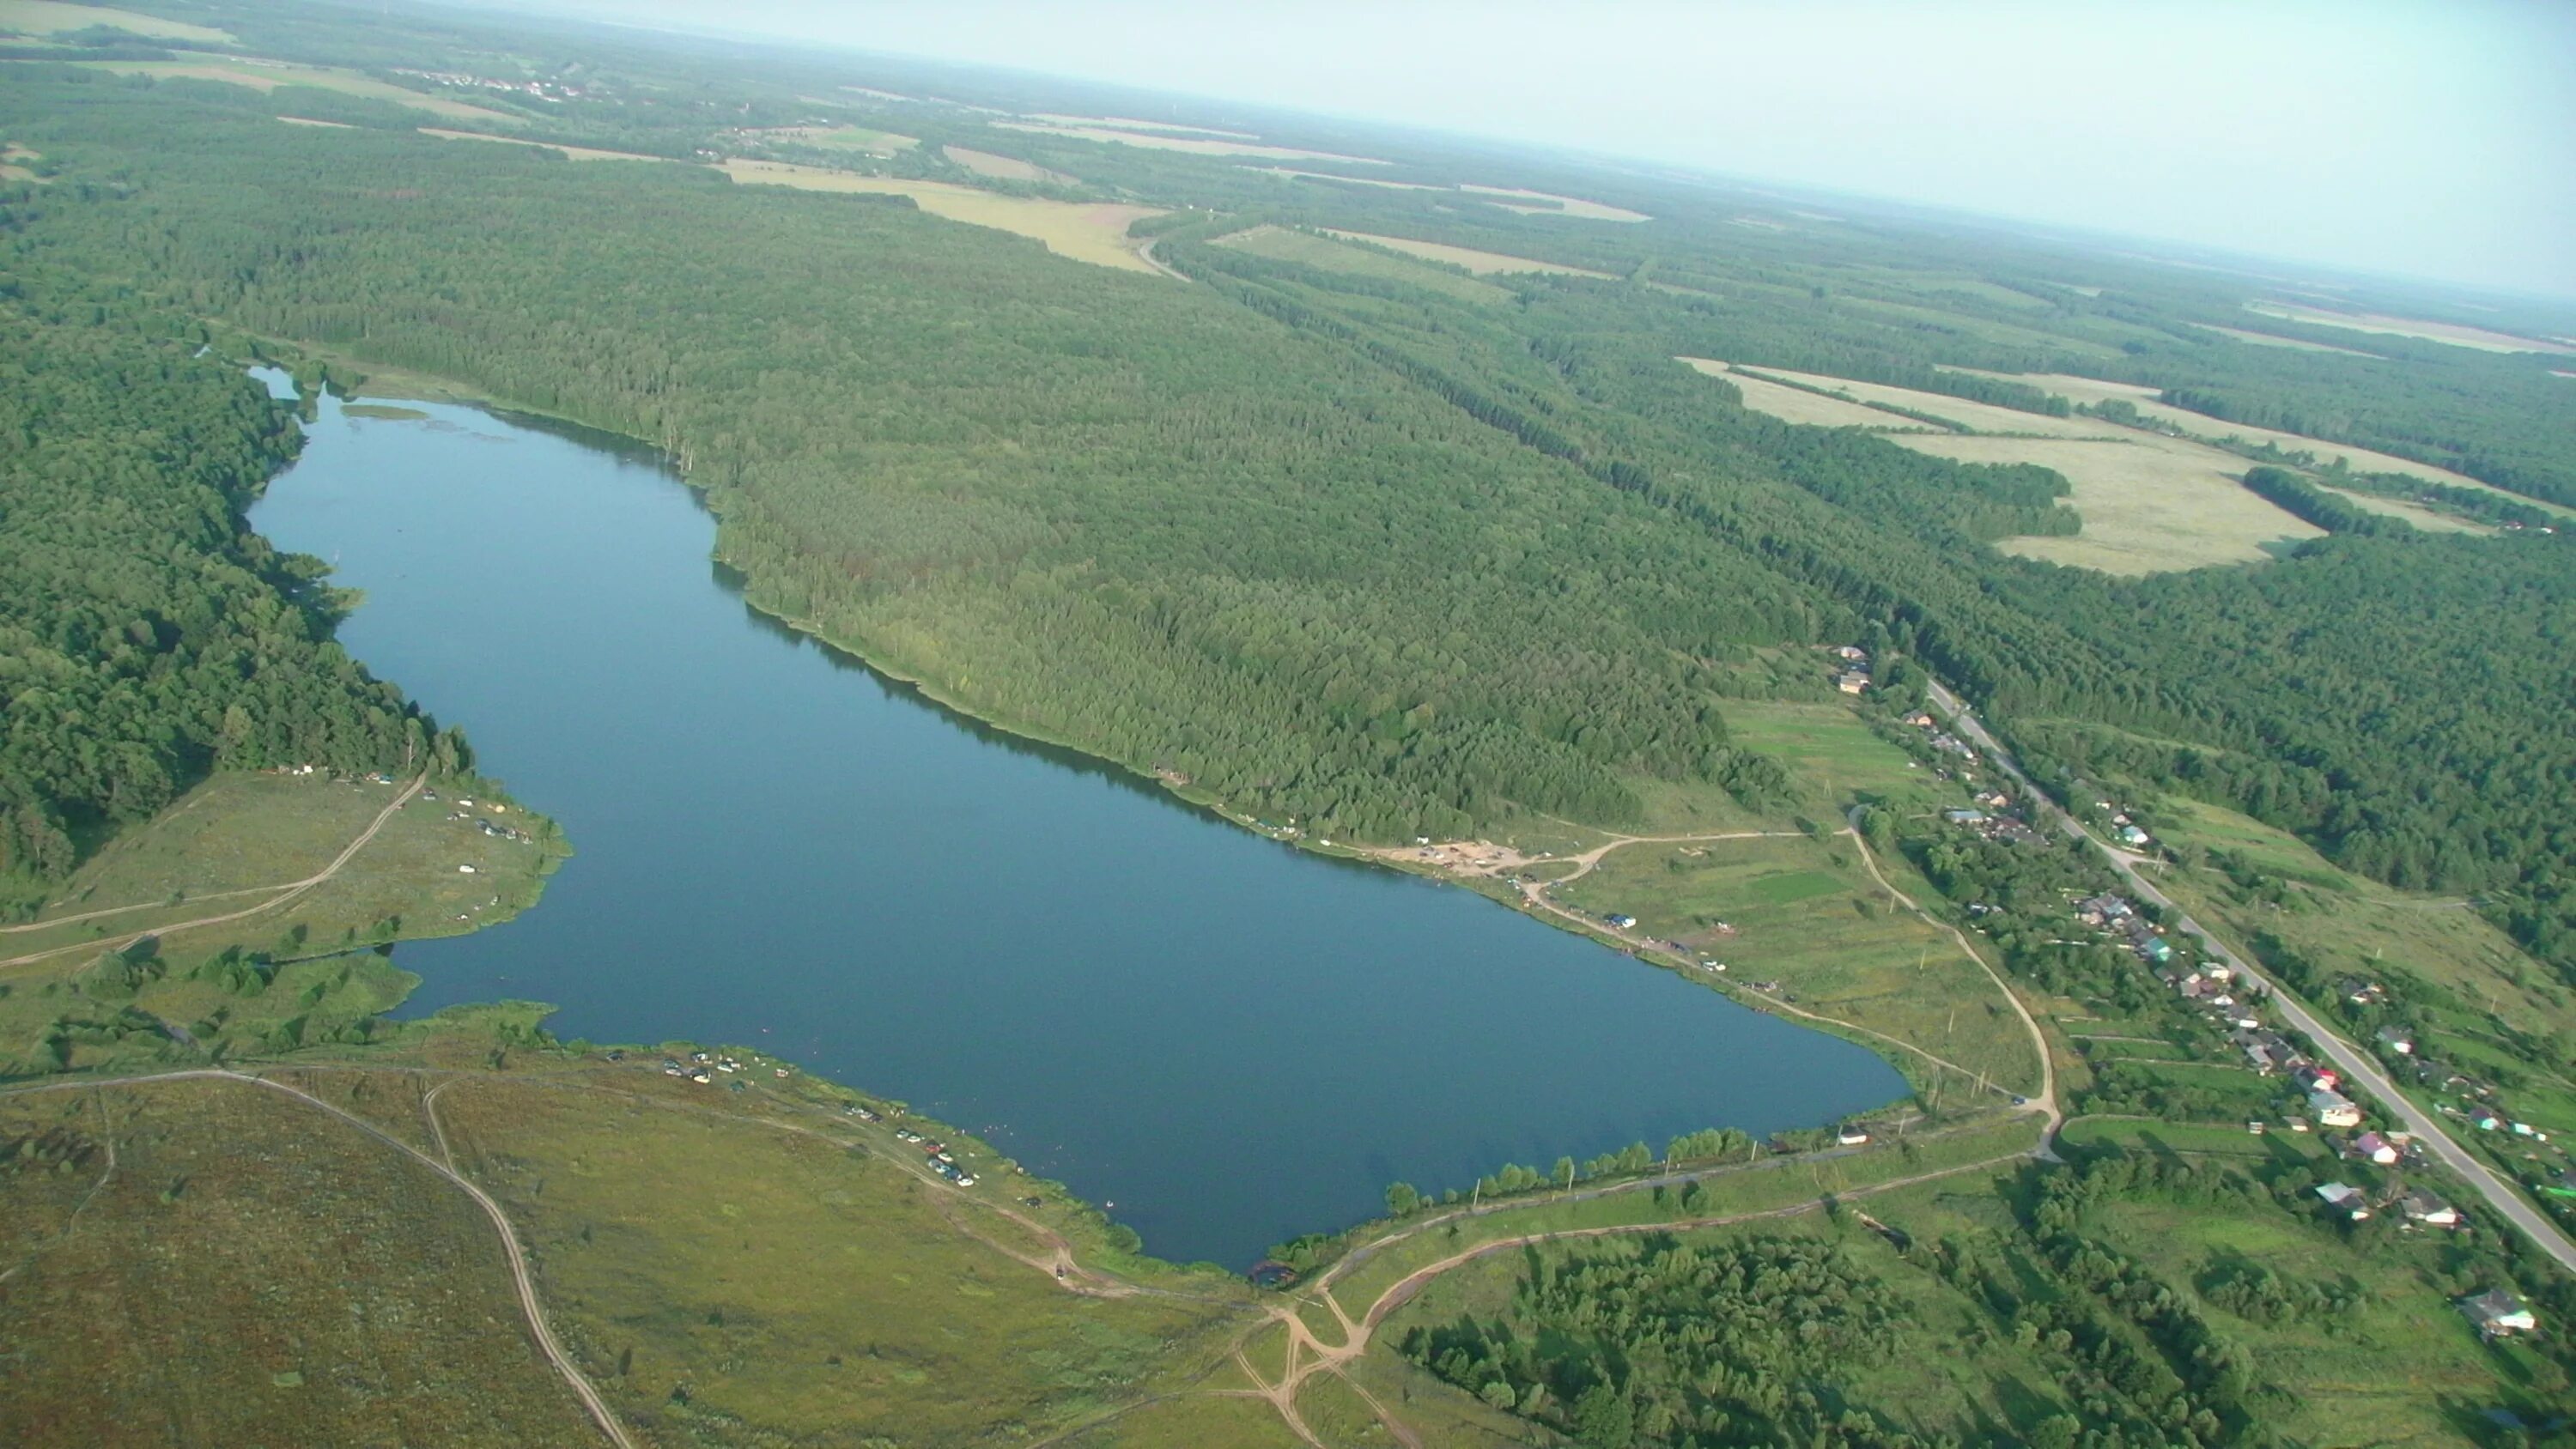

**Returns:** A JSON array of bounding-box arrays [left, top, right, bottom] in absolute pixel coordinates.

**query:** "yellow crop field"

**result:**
[[1897, 433, 2322, 573], [69, 58, 523, 124], [942, 144, 1065, 182], [1678, 359, 1929, 429], [416, 127, 661, 162], [994, 120, 1386, 164], [0, 0, 228, 41], [1320, 230, 1614, 279], [2245, 300, 2574, 355], [718, 161, 1166, 274]]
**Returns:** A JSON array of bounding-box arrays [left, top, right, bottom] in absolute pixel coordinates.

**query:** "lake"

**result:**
[[247, 377, 1906, 1268]]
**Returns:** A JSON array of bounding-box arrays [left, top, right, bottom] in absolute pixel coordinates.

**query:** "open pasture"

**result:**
[[416, 127, 661, 162], [717, 161, 1165, 274], [1680, 358, 1938, 430], [2246, 300, 2575, 355], [1458, 183, 1649, 221], [997, 120, 1386, 164], [0, 0, 229, 41], [1320, 230, 1613, 279], [1214, 224, 1510, 303], [67, 58, 523, 124]]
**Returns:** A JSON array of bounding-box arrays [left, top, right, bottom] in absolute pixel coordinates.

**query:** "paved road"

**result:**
[[1926, 682, 2576, 1277]]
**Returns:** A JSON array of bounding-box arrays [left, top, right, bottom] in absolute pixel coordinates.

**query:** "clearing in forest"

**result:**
[[2190, 321, 2380, 356], [2245, 300, 2575, 355], [64, 58, 524, 124], [716, 160, 1166, 274], [416, 127, 663, 162], [750, 124, 915, 155], [1678, 359, 1945, 431], [943, 143, 1066, 182], [1944, 367, 2561, 517], [0, 0, 230, 41], [994, 120, 1387, 164], [1903, 433, 2322, 572], [1213, 224, 1510, 304], [1458, 184, 1650, 222], [1319, 230, 1614, 279], [0, 140, 42, 180]]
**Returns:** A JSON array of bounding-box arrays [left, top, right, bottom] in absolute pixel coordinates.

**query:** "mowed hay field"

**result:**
[[417, 128, 664, 163], [1215, 224, 1510, 304], [1321, 230, 1614, 279], [0, 0, 229, 41], [0, 1076, 597, 1448], [717, 161, 1164, 273], [754, 124, 914, 155], [1458, 184, 1649, 221], [1679, 358, 1939, 430], [65, 59, 525, 124], [2246, 300, 2576, 355]]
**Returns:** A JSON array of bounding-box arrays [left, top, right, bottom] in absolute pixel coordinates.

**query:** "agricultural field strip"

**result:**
[[1317, 230, 1613, 278], [2245, 301, 2576, 355], [0, 1068, 636, 1448], [1925, 679, 2576, 1276], [0, 775, 426, 970]]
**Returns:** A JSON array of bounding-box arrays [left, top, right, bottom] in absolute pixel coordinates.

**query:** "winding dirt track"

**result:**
[[0, 775, 428, 971]]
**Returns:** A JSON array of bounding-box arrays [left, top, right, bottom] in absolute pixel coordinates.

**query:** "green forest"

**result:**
[[3, 58, 2572, 987], [0, 294, 462, 915]]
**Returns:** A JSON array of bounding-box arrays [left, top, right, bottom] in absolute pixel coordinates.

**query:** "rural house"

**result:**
[[2458, 1288, 2537, 1338]]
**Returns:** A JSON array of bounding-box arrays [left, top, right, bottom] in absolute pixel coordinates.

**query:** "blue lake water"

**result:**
[[246, 379, 1906, 1267]]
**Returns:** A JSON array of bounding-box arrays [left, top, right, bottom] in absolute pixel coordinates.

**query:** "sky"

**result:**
[[515, 0, 2576, 298]]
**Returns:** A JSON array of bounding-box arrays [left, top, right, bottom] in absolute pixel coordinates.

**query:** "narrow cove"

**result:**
[[246, 379, 1908, 1269]]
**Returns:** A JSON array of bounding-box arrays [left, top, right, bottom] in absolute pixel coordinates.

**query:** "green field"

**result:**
[[1553, 832, 2044, 1100]]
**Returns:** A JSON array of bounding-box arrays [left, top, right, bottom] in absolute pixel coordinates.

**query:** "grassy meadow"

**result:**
[[0, 0, 229, 41]]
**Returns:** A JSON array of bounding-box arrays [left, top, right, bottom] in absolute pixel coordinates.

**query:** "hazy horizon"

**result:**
[[494, 0, 2576, 302]]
